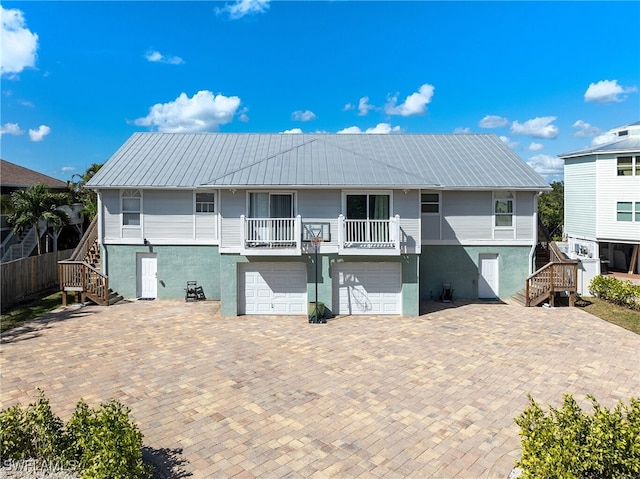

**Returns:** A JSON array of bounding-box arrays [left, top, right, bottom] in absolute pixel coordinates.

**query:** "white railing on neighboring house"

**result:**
[[1, 225, 39, 263], [240, 215, 302, 254], [338, 214, 400, 254]]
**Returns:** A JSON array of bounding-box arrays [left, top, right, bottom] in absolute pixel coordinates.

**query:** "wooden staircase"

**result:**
[[515, 219, 578, 307], [58, 217, 122, 306]]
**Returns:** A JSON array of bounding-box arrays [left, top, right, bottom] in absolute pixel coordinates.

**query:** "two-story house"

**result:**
[[559, 121, 640, 293], [86, 133, 549, 316]]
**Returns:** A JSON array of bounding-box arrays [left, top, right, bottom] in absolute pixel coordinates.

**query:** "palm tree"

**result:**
[[69, 163, 103, 221], [8, 183, 71, 255]]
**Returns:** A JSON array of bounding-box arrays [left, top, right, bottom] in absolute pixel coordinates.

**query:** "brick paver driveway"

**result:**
[[1, 300, 638, 478]]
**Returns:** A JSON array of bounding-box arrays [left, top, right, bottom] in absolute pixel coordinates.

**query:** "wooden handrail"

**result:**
[[525, 261, 578, 307], [69, 216, 98, 261], [59, 260, 109, 306]]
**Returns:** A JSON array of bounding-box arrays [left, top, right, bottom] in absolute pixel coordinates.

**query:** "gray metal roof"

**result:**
[[559, 135, 640, 159], [88, 133, 550, 189]]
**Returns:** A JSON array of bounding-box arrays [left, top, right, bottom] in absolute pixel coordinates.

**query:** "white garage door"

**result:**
[[238, 263, 307, 315], [333, 263, 402, 315]]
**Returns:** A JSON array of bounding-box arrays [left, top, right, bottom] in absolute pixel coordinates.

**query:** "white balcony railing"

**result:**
[[240, 215, 302, 255], [338, 214, 400, 255]]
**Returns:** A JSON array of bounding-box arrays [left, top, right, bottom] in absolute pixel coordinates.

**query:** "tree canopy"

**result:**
[[8, 183, 71, 255], [538, 181, 564, 240]]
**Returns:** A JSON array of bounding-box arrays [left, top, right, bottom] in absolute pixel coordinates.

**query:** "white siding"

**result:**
[[595, 155, 640, 242], [515, 191, 535, 241], [441, 191, 492, 241], [421, 215, 440, 241], [394, 191, 420, 253], [144, 190, 194, 240], [564, 157, 597, 239], [299, 190, 341, 249], [219, 190, 244, 251], [102, 190, 121, 241]]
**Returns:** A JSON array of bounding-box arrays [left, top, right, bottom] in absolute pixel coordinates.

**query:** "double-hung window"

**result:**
[[421, 192, 440, 214], [617, 156, 640, 176], [122, 190, 141, 226], [617, 202, 640, 222], [494, 191, 514, 227], [195, 193, 215, 213]]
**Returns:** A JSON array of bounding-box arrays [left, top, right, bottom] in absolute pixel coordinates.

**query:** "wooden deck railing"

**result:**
[[58, 260, 109, 306], [525, 261, 578, 307]]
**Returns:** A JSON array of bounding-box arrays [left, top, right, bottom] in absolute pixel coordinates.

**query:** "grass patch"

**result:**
[[1, 291, 64, 333], [575, 296, 640, 335]]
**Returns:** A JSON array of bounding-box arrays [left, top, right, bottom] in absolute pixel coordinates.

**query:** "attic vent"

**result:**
[[618, 130, 629, 136]]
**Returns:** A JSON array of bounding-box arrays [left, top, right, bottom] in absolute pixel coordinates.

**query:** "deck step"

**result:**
[[511, 290, 527, 307], [108, 289, 123, 306]]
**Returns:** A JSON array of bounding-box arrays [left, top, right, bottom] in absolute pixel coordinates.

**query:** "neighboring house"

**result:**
[[559, 121, 640, 294], [86, 133, 550, 316], [1, 159, 69, 243], [1, 159, 84, 262]]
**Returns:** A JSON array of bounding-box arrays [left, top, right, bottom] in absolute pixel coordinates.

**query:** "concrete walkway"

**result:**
[[1, 300, 638, 478]]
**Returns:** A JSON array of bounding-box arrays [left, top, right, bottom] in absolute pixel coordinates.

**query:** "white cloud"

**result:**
[[385, 83, 434, 117], [479, 115, 508, 129], [238, 107, 250, 123], [526, 154, 564, 177], [1, 5, 39, 77], [282, 128, 303, 134], [591, 132, 617, 145], [365, 123, 401, 134], [511, 116, 559, 139], [572, 120, 601, 138], [337, 126, 363, 134], [291, 110, 316, 122], [217, 0, 270, 19], [61, 166, 76, 173], [28, 124, 50, 142], [145, 50, 184, 65], [0, 122, 23, 136], [527, 142, 544, 151], [337, 123, 400, 135], [357, 97, 375, 116], [134, 90, 241, 132], [343, 103, 355, 112], [499, 135, 519, 149], [584, 79, 637, 103], [453, 127, 471, 134]]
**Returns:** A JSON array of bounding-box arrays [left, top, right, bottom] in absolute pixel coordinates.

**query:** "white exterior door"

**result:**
[[333, 263, 401, 315], [137, 253, 157, 299], [478, 253, 499, 299], [238, 263, 307, 315]]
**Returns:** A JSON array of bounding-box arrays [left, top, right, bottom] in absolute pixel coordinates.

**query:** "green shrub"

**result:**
[[515, 394, 640, 479], [66, 399, 151, 479], [0, 391, 152, 479], [589, 275, 640, 311], [0, 389, 68, 462]]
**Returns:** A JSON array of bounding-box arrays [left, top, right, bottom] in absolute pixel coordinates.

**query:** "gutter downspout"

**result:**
[[528, 192, 542, 275]]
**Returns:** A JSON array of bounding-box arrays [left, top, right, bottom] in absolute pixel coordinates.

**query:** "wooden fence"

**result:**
[[1, 249, 73, 311]]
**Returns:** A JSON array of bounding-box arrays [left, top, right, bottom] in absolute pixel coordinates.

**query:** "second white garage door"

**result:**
[[333, 262, 402, 315], [238, 263, 307, 315]]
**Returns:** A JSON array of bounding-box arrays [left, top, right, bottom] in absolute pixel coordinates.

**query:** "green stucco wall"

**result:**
[[420, 245, 530, 301], [103, 245, 220, 300]]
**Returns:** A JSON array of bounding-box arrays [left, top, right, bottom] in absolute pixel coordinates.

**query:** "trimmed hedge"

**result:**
[[515, 394, 640, 479], [589, 275, 640, 311], [0, 390, 152, 479]]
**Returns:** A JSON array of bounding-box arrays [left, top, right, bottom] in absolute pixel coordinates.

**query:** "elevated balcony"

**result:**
[[338, 214, 401, 255], [238, 214, 403, 256], [240, 215, 302, 256]]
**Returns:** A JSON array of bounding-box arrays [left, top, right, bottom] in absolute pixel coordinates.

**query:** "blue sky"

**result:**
[[1, 1, 639, 184]]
